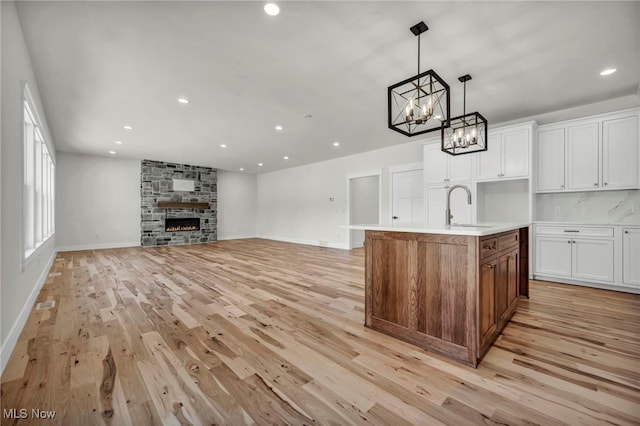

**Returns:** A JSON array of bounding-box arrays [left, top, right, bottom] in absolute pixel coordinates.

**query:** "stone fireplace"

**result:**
[[140, 159, 217, 246]]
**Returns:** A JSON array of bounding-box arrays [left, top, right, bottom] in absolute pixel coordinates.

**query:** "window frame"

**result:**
[[22, 83, 55, 265]]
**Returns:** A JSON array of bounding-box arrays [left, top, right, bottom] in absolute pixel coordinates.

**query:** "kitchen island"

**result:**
[[348, 223, 530, 367]]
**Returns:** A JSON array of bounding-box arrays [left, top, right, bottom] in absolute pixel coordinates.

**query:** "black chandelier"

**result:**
[[388, 21, 450, 137], [441, 74, 488, 156]]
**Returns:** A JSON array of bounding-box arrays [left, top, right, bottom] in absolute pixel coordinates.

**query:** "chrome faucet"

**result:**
[[445, 184, 472, 226]]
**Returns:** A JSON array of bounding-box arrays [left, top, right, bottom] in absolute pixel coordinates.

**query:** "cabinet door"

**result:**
[[479, 260, 497, 349], [502, 129, 530, 178], [477, 134, 502, 181], [448, 153, 473, 183], [426, 185, 473, 225], [537, 128, 565, 191], [449, 186, 474, 225], [426, 186, 446, 226], [622, 229, 640, 286], [535, 236, 572, 277], [566, 122, 599, 190], [602, 115, 639, 190], [424, 144, 448, 184], [505, 249, 519, 313], [572, 239, 614, 283]]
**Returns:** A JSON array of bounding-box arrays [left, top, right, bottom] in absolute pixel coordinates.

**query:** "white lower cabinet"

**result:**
[[534, 225, 615, 285], [623, 228, 640, 287], [535, 237, 572, 277], [571, 239, 614, 283]]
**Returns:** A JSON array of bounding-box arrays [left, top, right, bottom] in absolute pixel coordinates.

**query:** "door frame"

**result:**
[[346, 170, 382, 249], [389, 162, 424, 224]]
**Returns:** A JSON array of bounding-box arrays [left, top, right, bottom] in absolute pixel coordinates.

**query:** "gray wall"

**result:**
[[56, 152, 141, 251], [1, 1, 57, 371]]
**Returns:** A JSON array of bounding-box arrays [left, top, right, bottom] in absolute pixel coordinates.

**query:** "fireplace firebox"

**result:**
[[165, 218, 200, 232]]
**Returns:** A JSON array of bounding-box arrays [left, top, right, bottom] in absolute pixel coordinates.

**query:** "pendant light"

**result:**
[[441, 74, 488, 156], [388, 21, 450, 137]]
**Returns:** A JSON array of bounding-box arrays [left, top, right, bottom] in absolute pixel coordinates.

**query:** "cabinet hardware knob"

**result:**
[[560, 184, 565, 188], [594, 183, 598, 186], [625, 230, 629, 234], [568, 240, 571, 243], [392, 216, 399, 220], [604, 182, 608, 186]]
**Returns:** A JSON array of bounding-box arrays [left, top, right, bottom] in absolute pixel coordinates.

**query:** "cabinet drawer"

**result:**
[[480, 237, 498, 259], [535, 226, 614, 238], [498, 231, 519, 251]]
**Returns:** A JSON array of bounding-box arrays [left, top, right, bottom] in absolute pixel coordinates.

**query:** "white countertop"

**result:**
[[534, 221, 640, 227], [344, 222, 530, 236]]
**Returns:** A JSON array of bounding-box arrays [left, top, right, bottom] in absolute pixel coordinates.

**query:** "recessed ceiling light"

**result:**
[[600, 68, 616, 76], [108, 150, 116, 155], [274, 125, 283, 131], [333, 142, 340, 147], [283, 156, 289, 160], [258, 163, 264, 166], [239, 168, 244, 171], [123, 125, 133, 130], [264, 3, 280, 16], [434, 115, 442, 120], [177, 97, 190, 104], [114, 140, 122, 145], [220, 144, 227, 148]]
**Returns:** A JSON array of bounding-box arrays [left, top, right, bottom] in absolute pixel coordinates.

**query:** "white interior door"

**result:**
[[392, 169, 424, 225]]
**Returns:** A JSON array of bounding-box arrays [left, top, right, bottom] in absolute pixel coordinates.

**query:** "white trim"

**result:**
[[257, 234, 349, 250], [217, 234, 257, 241], [57, 241, 140, 252], [534, 275, 640, 295], [347, 170, 383, 249], [1, 249, 57, 375]]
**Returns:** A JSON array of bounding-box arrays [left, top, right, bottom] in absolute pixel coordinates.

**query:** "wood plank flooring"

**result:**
[[1, 238, 639, 425]]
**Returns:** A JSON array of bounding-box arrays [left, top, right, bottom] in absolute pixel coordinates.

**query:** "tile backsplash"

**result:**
[[536, 190, 640, 223]]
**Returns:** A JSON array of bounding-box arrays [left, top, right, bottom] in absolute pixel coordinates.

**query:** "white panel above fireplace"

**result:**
[[173, 178, 195, 192]]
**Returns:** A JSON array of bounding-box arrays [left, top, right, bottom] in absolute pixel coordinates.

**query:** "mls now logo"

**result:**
[[3, 408, 56, 419]]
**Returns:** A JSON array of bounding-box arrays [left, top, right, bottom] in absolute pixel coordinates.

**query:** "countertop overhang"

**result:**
[[344, 222, 531, 236]]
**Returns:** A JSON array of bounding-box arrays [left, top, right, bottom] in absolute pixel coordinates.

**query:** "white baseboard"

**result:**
[[57, 241, 140, 252], [1, 249, 57, 375], [257, 234, 349, 250], [533, 274, 640, 294], [217, 234, 257, 241]]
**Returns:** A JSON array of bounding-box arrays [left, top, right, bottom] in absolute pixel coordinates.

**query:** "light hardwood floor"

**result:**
[[1, 239, 639, 425]]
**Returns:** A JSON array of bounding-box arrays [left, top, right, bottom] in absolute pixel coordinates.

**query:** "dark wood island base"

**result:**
[[364, 227, 529, 367]]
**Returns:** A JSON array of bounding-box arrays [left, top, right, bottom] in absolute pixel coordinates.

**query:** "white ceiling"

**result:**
[[15, 1, 640, 174]]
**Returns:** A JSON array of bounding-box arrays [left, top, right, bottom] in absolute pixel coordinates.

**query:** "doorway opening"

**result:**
[[347, 172, 381, 249]]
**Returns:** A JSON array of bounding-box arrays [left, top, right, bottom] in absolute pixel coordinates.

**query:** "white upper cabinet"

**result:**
[[424, 143, 472, 185], [602, 115, 639, 189], [536, 128, 565, 191], [477, 126, 530, 181], [502, 129, 530, 178], [477, 134, 501, 180], [566, 122, 599, 190], [536, 109, 639, 193]]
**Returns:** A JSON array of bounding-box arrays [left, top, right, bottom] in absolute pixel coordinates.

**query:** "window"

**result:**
[[23, 84, 55, 260]]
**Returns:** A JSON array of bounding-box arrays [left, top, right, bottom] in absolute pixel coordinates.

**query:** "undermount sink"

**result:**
[[451, 224, 494, 228]]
